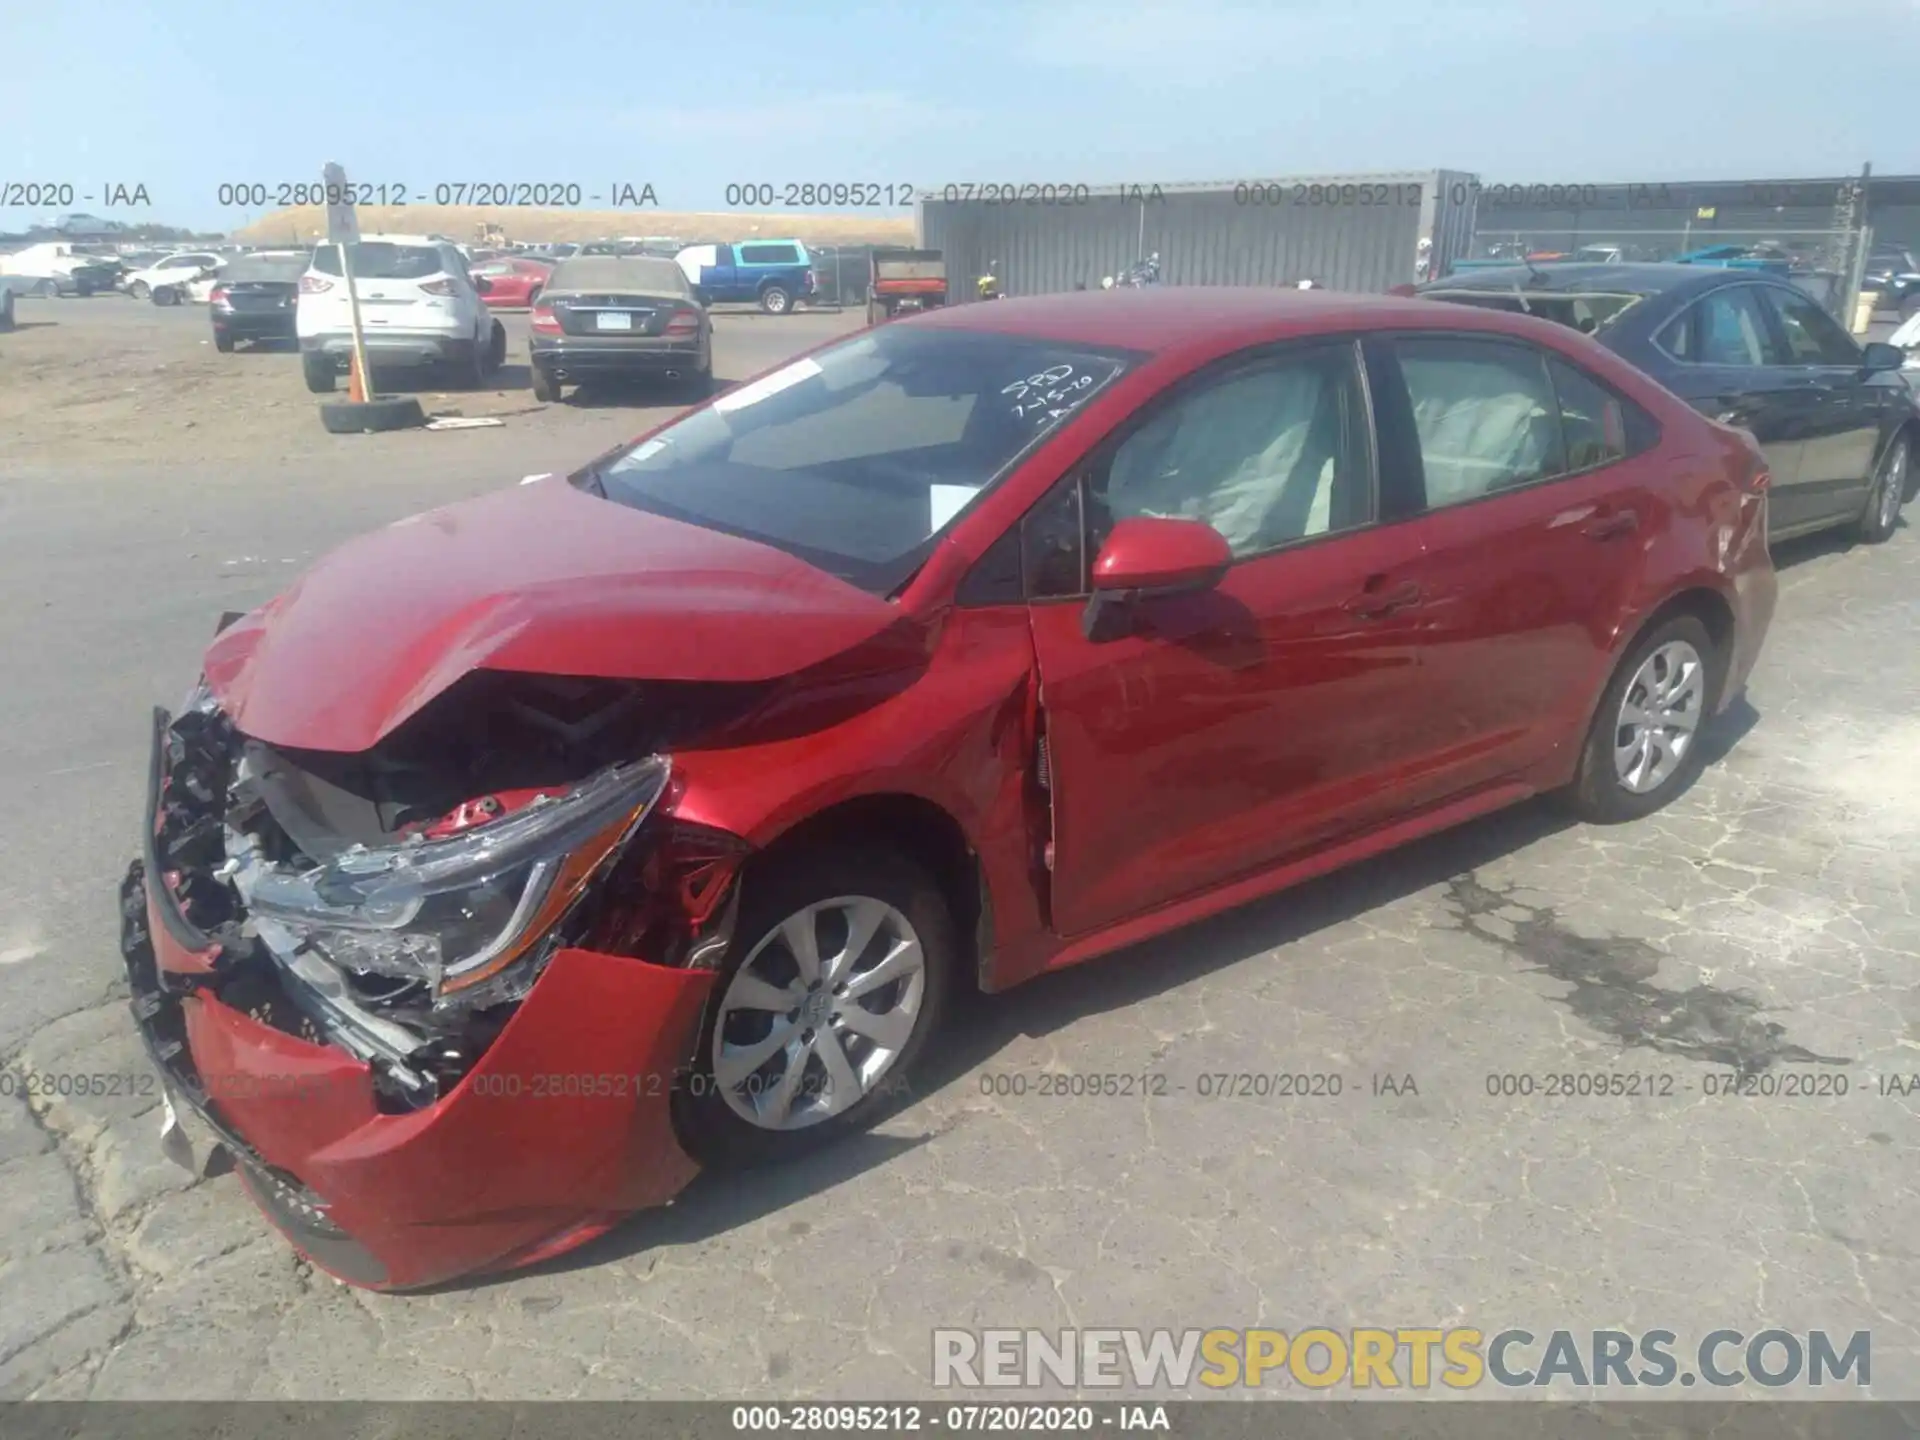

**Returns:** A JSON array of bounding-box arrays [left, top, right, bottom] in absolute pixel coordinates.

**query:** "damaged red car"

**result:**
[[124, 288, 1776, 1289]]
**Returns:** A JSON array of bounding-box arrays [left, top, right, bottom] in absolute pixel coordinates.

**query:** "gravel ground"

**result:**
[[0, 298, 1917, 1404]]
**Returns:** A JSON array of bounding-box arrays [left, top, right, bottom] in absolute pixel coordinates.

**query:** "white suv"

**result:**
[[296, 235, 506, 392]]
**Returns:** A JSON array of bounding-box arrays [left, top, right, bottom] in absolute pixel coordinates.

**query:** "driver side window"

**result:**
[[1082, 343, 1373, 565]]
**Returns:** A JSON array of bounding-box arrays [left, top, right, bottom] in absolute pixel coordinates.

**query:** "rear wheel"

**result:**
[[1563, 615, 1721, 824], [759, 284, 791, 315], [531, 365, 561, 403], [483, 319, 506, 376], [1857, 434, 1910, 544], [677, 847, 954, 1169], [130, 280, 150, 301], [214, 330, 235, 353], [302, 352, 336, 394], [450, 340, 485, 390]]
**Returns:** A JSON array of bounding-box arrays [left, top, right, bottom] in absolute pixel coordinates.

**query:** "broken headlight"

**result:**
[[245, 759, 669, 1008]]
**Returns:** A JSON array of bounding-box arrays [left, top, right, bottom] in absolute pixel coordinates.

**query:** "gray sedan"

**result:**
[[529, 255, 713, 404]]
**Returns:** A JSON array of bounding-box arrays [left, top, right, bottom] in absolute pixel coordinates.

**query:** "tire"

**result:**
[[1563, 614, 1722, 825], [530, 365, 561, 403], [35, 278, 57, 298], [483, 319, 506, 375], [0, 294, 12, 332], [867, 299, 886, 326], [318, 396, 425, 434], [1857, 433, 1910, 544], [449, 339, 485, 390], [130, 280, 150, 301], [214, 330, 235, 353], [677, 846, 955, 1170], [302, 352, 337, 394], [759, 284, 791, 315]]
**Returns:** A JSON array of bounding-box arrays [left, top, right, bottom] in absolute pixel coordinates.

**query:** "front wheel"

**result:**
[[1857, 434, 1909, 544], [759, 284, 791, 315], [129, 280, 150, 301], [1563, 614, 1720, 824], [678, 847, 954, 1169]]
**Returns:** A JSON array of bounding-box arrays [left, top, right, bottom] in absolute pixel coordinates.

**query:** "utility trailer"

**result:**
[[867, 248, 946, 324]]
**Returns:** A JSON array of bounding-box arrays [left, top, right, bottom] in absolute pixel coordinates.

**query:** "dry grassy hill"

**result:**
[[231, 205, 917, 248]]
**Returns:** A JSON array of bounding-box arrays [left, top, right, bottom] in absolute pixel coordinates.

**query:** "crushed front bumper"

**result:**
[[122, 710, 719, 1291]]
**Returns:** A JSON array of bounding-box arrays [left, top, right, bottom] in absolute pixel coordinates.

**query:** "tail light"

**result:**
[[663, 309, 699, 337], [420, 278, 457, 297], [209, 286, 230, 309], [530, 304, 562, 335], [299, 275, 332, 294]]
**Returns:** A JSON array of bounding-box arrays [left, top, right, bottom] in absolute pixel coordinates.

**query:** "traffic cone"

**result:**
[[348, 350, 367, 403]]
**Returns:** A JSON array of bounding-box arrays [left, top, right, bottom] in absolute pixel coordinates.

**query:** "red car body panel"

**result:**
[[149, 912, 713, 1290], [131, 288, 1776, 1287], [201, 481, 902, 753], [474, 258, 554, 308]]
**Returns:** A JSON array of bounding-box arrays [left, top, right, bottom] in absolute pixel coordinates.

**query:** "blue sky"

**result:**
[[4, 0, 1919, 232]]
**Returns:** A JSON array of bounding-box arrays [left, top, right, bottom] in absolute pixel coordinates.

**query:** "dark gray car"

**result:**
[[529, 256, 712, 404], [1417, 263, 1919, 545]]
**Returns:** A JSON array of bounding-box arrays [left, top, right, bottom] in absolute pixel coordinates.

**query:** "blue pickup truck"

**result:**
[[673, 240, 816, 314]]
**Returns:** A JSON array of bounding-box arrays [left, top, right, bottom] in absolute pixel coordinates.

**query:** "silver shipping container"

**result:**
[[916, 172, 1479, 301]]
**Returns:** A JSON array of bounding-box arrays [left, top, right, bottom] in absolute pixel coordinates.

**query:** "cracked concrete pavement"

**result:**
[[1, 299, 1917, 1400]]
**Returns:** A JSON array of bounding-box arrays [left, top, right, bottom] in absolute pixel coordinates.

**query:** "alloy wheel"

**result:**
[[1878, 441, 1908, 531], [711, 896, 926, 1131], [1613, 640, 1705, 794]]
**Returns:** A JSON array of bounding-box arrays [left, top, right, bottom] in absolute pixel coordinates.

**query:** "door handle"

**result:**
[[1344, 578, 1422, 618], [1584, 509, 1639, 540]]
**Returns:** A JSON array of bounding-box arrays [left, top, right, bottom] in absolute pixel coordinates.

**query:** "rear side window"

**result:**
[[740, 244, 801, 265], [1759, 287, 1862, 366], [1657, 287, 1781, 366], [1547, 357, 1645, 470], [311, 243, 444, 280], [1393, 337, 1567, 507]]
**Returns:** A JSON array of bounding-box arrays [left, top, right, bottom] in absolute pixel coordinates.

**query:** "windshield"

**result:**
[[311, 243, 443, 279], [583, 326, 1140, 592], [1422, 290, 1645, 335]]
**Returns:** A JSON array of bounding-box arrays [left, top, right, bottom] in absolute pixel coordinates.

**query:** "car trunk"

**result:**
[[554, 292, 675, 338], [223, 280, 299, 314]]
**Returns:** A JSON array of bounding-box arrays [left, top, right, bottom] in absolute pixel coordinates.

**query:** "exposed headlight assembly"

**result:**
[[244, 758, 670, 1012]]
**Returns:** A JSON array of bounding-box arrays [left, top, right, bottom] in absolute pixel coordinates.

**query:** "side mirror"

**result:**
[[1861, 341, 1904, 373], [1081, 517, 1232, 642]]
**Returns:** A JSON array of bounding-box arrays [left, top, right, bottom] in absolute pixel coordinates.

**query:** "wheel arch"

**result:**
[[739, 792, 986, 996]]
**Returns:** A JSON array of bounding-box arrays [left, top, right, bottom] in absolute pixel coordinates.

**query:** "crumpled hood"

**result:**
[[204, 478, 904, 753]]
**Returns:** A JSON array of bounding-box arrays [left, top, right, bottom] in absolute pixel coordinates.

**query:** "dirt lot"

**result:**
[[0, 291, 866, 468]]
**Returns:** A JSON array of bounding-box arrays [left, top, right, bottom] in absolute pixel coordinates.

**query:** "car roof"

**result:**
[[547, 255, 691, 295], [1420, 263, 1738, 299], [908, 286, 1581, 352]]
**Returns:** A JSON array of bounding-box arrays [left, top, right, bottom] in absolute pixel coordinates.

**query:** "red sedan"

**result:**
[[123, 289, 1775, 1289], [470, 255, 553, 308]]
